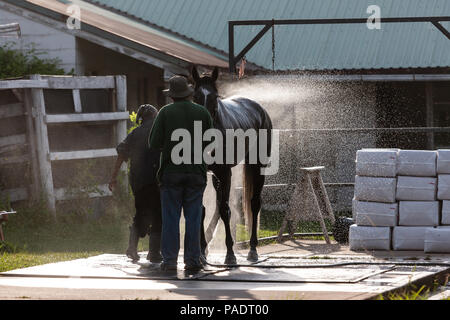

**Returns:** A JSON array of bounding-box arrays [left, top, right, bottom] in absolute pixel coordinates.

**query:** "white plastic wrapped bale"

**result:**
[[392, 226, 428, 251], [354, 176, 397, 203], [437, 149, 450, 174], [354, 200, 398, 227], [349, 225, 391, 251], [355, 149, 397, 177], [396, 176, 437, 201], [397, 150, 437, 177], [442, 201, 450, 225], [398, 201, 440, 226], [424, 227, 450, 253], [437, 174, 450, 200]]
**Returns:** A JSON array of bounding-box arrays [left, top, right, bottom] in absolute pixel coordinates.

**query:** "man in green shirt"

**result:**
[[149, 75, 213, 272]]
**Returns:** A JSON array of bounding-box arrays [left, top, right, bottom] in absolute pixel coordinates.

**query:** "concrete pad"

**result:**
[[1, 240, 449, 300]]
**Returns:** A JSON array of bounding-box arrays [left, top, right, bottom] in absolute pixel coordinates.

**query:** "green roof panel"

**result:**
[[87, 0, 450, 71]]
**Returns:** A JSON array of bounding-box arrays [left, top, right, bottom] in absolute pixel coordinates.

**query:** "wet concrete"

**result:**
[[1, 240, 449, 300]]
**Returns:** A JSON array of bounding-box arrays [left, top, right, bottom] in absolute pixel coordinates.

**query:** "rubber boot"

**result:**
[[126, 225, 140, 262], [147, 232, 162, 263]]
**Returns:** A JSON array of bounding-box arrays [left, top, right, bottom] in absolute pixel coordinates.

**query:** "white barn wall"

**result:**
[[0, 4, 77, 73], [0, 2, 168, 109]]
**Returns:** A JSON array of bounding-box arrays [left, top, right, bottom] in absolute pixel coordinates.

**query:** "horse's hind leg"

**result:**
[[247, 166, 265, 262], [213, 168, 237, 265]]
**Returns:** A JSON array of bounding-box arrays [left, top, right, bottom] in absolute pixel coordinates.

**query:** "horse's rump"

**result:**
[[217, 97, 273, 165]]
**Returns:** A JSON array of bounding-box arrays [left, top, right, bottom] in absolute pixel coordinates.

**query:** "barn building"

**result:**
[[1, 0, 450, 215]]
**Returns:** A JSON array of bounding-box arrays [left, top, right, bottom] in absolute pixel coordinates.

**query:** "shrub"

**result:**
[[0, 43, 70, 79]]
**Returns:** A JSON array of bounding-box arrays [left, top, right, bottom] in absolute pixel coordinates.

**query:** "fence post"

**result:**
[[30, 75, 56, 215], [115, 75, 129, 193], [23, 88, 40, 201]]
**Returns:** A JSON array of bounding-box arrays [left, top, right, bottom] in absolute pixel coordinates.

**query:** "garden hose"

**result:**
[[201, 257, 450, 269]]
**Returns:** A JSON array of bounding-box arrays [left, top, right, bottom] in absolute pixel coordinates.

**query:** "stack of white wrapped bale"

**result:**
[[350, 149, 398, 250], [394, 150, 438, 251], [349, 148, 450, 252], [426, 150, 450, 253]]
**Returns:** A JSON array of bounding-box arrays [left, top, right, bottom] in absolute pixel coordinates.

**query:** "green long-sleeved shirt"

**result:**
[[148, 100, 213, 181]]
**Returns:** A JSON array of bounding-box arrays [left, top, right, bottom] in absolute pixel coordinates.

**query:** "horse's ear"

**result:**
[[192, 66, 200, 83], [212, 67, 219, 82]]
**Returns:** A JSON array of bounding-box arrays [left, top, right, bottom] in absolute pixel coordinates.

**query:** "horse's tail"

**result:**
[[242, 163, 254, 233]]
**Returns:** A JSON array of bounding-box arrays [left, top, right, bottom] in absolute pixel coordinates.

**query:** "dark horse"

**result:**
[[192, 66, 273, 264]]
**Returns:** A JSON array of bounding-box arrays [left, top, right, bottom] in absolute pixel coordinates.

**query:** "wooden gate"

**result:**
[[0, 75, 129, 215]]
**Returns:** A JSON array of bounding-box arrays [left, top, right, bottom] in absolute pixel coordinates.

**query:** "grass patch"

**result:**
[[0, 191, 137, 273], [0, 215, 142, 272], [378, 285, 431, 300], [0, 252, 97, 273], [0, 221, 151, 272], [235, 209, 335, 242], [377, 278, 450, 301]]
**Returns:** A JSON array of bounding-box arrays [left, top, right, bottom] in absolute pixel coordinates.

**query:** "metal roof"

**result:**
[[3, 0, 228, 69], [87, 0, 450, 71]]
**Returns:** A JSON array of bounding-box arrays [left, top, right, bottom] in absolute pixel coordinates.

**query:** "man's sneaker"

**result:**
[[160, 262, 177, 271]]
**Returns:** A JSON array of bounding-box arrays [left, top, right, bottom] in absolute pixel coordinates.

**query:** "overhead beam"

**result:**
[[229, 16, 450, 73], [432, 21, 450, 40], [254, 74, 450, 82], [230, 17, 450, 26], [231, 23, 273, 73]]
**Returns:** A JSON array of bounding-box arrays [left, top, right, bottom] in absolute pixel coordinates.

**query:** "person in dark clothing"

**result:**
[[109, 104, 162, 263], [149, 76, 213, 272]]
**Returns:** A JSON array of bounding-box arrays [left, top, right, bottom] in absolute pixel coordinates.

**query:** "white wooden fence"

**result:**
[[0, 75, 128, 214]]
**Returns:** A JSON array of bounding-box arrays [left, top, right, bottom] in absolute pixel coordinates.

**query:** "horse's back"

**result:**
[[218, 97, 272, 132]]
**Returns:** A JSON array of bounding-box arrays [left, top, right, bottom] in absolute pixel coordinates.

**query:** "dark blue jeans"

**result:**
[[160, 172, 206, 267]]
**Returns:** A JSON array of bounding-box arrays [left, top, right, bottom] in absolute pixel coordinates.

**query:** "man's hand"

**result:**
[[109, 155, 126, 193], [108, 179, 117, 192]]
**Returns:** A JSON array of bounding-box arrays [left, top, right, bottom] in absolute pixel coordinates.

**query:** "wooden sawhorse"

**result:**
[[277, 166, 335, 244]]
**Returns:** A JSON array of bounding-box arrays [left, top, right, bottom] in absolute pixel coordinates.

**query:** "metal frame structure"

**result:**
[[227, 17, 450, 213], [228, 16, 450, 73]]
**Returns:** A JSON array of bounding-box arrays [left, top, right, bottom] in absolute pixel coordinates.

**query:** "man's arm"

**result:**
[[109, 154, 126, 192], [109, 132, 132, 192]]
